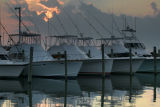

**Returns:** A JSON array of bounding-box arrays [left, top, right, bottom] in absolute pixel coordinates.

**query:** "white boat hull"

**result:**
[[24, 61, 82, 77], [0, 65, 26, 78], [111, 58, 144, 74], [79, 59, 113, 75]]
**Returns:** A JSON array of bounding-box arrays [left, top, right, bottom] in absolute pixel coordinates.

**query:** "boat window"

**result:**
[[0, 55, 8, 60], [139, 43, 146, 49], [124, 43, 129, 48], [108, 53, 133, 57], [134, 43, 139, 48], [9, 53, 24, 59], [125, 43, 145, 49], [124, 43, 133, 48], [52, 53, 65, 59]]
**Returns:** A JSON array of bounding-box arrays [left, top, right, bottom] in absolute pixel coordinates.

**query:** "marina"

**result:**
[[0, 0, 160, 106], [0, 1, 159, 77]]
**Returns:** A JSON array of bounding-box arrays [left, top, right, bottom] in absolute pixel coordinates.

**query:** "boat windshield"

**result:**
[[124, 43, 145, 49], [9, 53, 24, 60], [108, 53, 131, 57], [0, 55, 8, 60]]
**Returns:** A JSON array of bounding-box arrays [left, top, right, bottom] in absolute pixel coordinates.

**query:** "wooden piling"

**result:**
[[129, 75, 133, 103], [153, 75, 157, 102], [111, 48, 114, 58], [28, 47, 33, 107], [101, 44, 105, 77], [153, 47, 157, 75], [28, 47, 33, 83], [88, 50, 91, 58], [129, 47, 132, 75], [64, 51, 68, 79], [22, 49, 25, 61], [64, 51, 68, 107], [101, 76, 105, 107], [28, 82, 32, 107]]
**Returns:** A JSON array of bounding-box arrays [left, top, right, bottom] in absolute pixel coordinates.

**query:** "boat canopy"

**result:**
[[9, 32, 41, 45], [76, 37, 109, 59], [97, 37, 124, 41], [46, 35, 78, 47], [97, 36, 129, 54], [76, 37, 97, 46], [77, 37, 93, 40], [51, 35, 78, 38]]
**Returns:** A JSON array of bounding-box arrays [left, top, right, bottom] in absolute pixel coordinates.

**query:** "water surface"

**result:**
[[0, 74, 160, 107]]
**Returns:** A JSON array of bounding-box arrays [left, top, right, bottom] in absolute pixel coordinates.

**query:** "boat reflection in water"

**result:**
[[0, 74, 160, 107], [0, 78, 82, 107], [77, 75, 143, 107]]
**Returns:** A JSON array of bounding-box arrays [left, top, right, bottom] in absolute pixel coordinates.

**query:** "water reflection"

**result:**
[[0, 74, 160, 107]]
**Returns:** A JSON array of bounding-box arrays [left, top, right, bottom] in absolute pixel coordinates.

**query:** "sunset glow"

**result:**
[[24, 0, 64, 22], [0, 0, 160, 48]]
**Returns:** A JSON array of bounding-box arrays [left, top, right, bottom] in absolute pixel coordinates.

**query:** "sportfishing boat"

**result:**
[[97, 36, 144, 74], [0, 45, 27, 78], [9, 33, 81, 77], [47, 35, 87, 75], [76, 37, 113, 75], [122, 26, 160, 72]]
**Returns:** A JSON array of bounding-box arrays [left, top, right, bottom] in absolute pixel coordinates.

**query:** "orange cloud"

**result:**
[[57, 0, 64, 5], [24, 0, 63, 22]]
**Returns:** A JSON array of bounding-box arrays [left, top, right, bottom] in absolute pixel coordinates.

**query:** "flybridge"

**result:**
[[51, 35, 78, 38], [77, 37, 93, 40], [77, 37, 96, 47], [122, 26, 136, 32], [97, 37, 124, 41], [46, 35, 78, 47], [9, 32, 40, 37]]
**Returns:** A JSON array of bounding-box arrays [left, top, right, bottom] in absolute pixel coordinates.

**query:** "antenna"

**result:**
[[15, 7, 21, 44], [111, 1, 114, 36], [124, 16, 127, 29], [78, 12, 103, 38], [122, 16, 124, 31], [0, 3, 1, 36], [48, 18, 50, 36], [112, 13, 114, 36], [84, 8, 112, 36], [49, 20, 61, 35], [55, 14, 68, 35], [0, 4, 1, 45], [62, 7, 82, 37], [135, 17, 137, 32]]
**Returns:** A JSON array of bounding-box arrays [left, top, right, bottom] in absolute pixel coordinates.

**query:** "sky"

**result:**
[[0, 0, 160, 51]]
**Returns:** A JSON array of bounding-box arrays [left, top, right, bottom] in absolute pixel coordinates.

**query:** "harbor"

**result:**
[[0, 0, 160, 107], [0, 74, 159, 107]]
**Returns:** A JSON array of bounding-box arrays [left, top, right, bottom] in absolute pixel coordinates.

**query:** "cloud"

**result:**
[[151, 2, 159, 15], [9, 0, 64, 22], [2, 0, 160, 50]]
